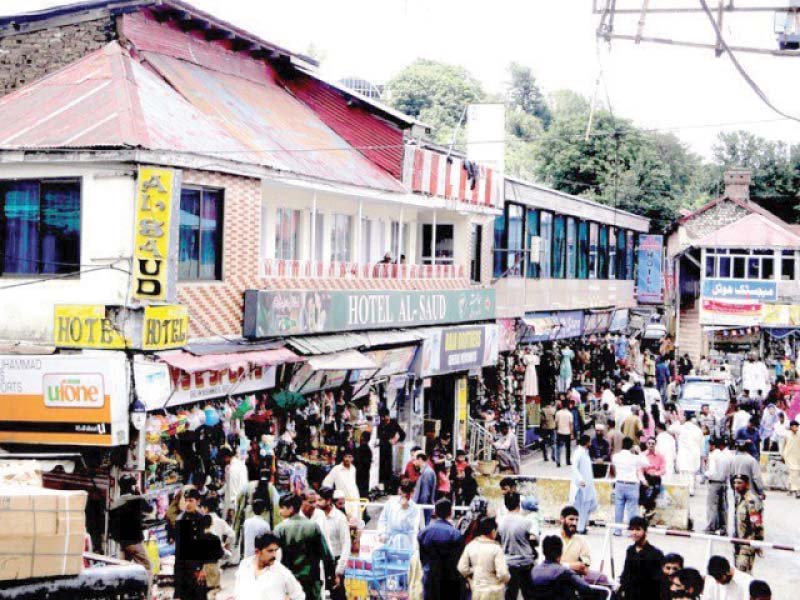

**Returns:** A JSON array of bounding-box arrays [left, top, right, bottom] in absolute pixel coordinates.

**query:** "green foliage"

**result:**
[[507, 62, 551, 128], [387, 59, 485, 145]]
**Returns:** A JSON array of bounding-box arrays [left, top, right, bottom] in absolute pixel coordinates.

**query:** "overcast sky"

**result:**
[[6, 0, 800, 158]]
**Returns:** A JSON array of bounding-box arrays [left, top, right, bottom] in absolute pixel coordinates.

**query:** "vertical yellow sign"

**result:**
[[132, 168, 174, 301], [456, 376, 468, 449]]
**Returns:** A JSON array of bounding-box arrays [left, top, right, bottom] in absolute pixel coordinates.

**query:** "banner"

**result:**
[[637, 234, 663, 304], [497, 318, 518, 353], [762, 304, 800, 327], [702, 279, 777, 302], [243, 289, 495, 337], [54, 305, 128, 350], [416, 324, 498, 377], [0, 353, 129, 446], [132, 168, 180, 302], [522, 310, 584, 342], [700, 298, 763, 326]]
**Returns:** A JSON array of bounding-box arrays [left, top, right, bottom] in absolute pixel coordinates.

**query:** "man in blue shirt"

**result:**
[[531, 535, 605, 599], [417, 498, 464, 600], [735, 417, 762, 460], [412, 453, 437, 524]]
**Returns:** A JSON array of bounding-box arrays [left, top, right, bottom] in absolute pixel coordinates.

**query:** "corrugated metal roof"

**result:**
[[361, 331, 423, 347], [0, 38, 406, 192], [286, 333, 368, 356]]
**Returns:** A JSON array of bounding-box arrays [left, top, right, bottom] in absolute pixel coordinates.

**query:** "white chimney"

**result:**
[[466, 104, 505, 173]]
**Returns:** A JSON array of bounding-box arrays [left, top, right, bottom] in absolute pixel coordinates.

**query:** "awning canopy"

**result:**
[[361, 330, 423, 347], [307, 350, 378, 371], [521, 316, 559, 335], [158, 347, 300, 373], [287, 333, 368, 356]]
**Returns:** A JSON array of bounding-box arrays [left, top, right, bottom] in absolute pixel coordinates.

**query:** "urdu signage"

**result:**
[[702, 279, 777, 302], [243, 289, 495, 337]]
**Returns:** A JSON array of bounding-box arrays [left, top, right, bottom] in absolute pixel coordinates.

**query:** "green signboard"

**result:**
[[243, 289, 495, 338]]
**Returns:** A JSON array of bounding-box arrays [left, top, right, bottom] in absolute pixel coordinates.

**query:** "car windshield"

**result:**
[[682, 382, 727, 402]]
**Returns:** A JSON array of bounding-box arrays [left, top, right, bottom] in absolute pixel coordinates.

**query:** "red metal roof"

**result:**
[[0, 9, 407, 192], [693, 212, 800, 248]]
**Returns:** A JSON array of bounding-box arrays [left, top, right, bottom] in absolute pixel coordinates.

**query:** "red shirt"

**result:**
[[643, 450, 666, 477], [404, 460, 420, 483]]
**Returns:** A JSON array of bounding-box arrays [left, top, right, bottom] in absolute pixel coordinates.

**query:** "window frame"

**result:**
[[179, 185, 224, 282], [0, 177, 82, 278], [274, 207, 301, 262], [421, 222, 455, 265], [330, 213, 353, 263]]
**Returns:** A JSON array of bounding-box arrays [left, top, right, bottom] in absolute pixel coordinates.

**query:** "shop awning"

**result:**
[[158, 347, 301, 373], [287, 333, 368, 356], [362, 330, 423, 347], [307, 350, 378, 371], [521, 316, 559, 335]]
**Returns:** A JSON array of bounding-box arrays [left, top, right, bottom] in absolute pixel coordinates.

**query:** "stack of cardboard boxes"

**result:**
[[0, 485, 87, 581]]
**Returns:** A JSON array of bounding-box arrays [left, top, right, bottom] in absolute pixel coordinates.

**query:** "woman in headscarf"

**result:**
[[760, 404, 783, 452]]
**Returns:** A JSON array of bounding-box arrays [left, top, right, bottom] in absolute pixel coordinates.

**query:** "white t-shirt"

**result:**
[[611, 449, 648, 483], [234, 556, 305, 600], [243, 516, 270, 559], [702, 570, 752, 600]]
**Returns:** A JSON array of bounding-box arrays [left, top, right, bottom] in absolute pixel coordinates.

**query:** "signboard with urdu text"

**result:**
[[243, 289, 495, 337], [0, 353, 129, 446], [417, 324, 499, 377], [702, 279, 777, 302]]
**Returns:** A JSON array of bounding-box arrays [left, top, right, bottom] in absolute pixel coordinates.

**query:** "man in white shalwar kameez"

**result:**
[[676, 417, 704, 496], [569, 435, 598, 533], [655, 422, 677, 483]]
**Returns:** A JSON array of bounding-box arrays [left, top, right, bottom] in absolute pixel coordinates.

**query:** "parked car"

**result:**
[[677, 376, 735, 421]]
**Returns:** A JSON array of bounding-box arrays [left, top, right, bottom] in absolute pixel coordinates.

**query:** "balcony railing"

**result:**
[[264, 259, 467, 280]]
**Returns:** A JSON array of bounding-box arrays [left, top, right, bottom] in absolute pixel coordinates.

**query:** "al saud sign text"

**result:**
[[243, 289, 495, 338]]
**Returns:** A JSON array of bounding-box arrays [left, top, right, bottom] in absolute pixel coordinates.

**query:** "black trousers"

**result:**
[[506, 564, 535, 600]]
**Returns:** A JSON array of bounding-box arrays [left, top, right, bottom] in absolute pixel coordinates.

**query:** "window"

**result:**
[[313, 212, 324, 262], [493, 212, 506, 278], [705, 248, 776, 280], [507, 204, 525, 277], [179, 187, 222, 281], [390, 221, 407, 263], [782, 250, 795, 281], [330, 214, 352, 262], [540, 212, 553, 278], [588, 222, 598, 279], [577, 220, 589, 279], [566, 217, 577, 279], [362, 218, 386, 263], [422, 223, 454, 264], [552, 214, 566, 279], [1, 179, 81, 276], [616, 228, 627, 279], [526, 208, 540, 279], [626, 232, 635, 280], [597, 225, 609, 279], [733, 255, 746, 278], [470, 224, 482, 283], [274, 208, 300, 261], [608, 228, 616, 279]]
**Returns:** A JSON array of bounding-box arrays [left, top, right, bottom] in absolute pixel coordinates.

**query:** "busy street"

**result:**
[[2, 1, 800, 600]]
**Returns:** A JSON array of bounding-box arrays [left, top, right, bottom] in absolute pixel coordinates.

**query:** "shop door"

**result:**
[[425, 375, 456, 454]]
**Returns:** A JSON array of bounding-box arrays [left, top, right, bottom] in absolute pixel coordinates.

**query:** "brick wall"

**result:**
[[0, 17, 117, 95], [177, 169, 262, 338], [683, 200, 749, 241]]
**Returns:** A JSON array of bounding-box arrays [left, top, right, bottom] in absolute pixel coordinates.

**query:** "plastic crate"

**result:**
[[345, 578, 369, 600]]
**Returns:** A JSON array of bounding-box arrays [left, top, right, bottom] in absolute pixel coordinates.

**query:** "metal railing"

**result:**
[[264, 258, 467, 280], [468, 417, 495, 462]]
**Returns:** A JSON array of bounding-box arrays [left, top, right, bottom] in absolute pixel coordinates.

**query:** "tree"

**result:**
[[711, 130, 800, 220], [387, 59, 485, 145], [507, 62, 551, 128]]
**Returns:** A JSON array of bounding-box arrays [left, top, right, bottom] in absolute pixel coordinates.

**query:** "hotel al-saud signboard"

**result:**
[[243, 289, 496, 338]]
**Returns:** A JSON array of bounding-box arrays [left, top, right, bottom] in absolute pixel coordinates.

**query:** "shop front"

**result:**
[[412, 323, 499, 458]]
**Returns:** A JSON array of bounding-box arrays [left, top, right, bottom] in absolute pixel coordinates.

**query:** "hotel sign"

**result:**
[[243, 289, 495, 338], [702, 279, 777, 302]]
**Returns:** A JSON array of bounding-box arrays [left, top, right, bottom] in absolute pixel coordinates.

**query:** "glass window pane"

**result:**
[[552, 214, 566, 279], [705, 255, 714, 277], [493, 213, 506, 278], [507, 204, 524, 276], [589, 222, 598, 279], [566, 217, 576, 279], [330, 214, 352, 262], [179, 227, 199, 280], [577, 221, 589, 279], [748, 257, 759, 279], [733, 256, 745, 279], [2, 181, 40, 274], [783, 258, 795, 280], [526, 208, 539, 279], [199, 229, 218, 279], [608, 228, 616, 279], [626, 232, 635, 280], [314, 213, 324, 262], [540, 212, 552, 278], [435, 224, 454, 263], [40, 181, 80, 275], [598, 225, 608, 279], [719, 256, 731, 278], [762, 258, 774, 280]]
